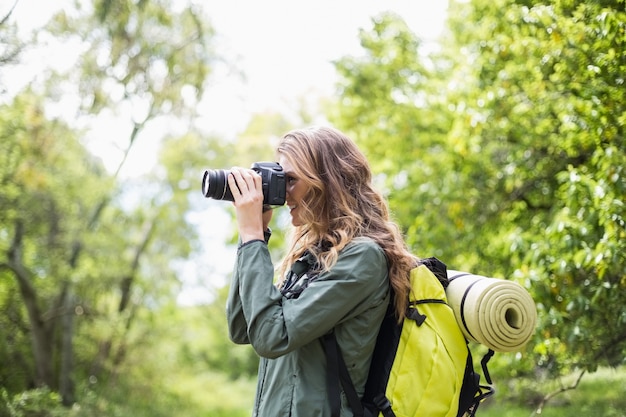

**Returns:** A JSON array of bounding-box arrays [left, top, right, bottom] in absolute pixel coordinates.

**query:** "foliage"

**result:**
[[0, 0, 219, 408], [2, 0, 626, 414], [443, 0, 626, 373], [0, 297, 258, 417], [0, 91, 113, 394], [331, 0, 626, 379], [1, 387, 65, 417], [47, 0, 213, 118]]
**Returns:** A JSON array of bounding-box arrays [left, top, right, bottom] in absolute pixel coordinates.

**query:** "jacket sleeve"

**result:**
[[225, 241, 276, 344], [234, 239, 388, 359]]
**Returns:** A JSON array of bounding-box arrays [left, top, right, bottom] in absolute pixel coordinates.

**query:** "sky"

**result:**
[[4, 0, 449, 304], [5, 0, 449, 171], [197, 0, 449, 136]]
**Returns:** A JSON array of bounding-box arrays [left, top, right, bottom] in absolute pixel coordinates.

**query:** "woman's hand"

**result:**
[[228, 167, 270, 243]]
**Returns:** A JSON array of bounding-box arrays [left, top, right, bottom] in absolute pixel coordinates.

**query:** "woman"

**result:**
[[226, 126, 416, 417]]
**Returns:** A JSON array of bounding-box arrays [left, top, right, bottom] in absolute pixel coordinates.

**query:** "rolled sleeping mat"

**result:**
[[446, 270, 537, 352]]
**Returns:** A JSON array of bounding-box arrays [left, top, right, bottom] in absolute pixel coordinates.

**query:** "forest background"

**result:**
[[0, 0, 624, 416]]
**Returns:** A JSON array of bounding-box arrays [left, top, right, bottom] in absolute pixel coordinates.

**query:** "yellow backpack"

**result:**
[[323, 257, 494, 417]]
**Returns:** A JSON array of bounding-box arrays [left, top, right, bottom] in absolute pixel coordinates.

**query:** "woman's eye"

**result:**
[[287, 176, 297, 184]]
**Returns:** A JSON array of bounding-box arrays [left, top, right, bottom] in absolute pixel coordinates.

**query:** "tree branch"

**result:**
[[118, 216, 157, 313], [5, 219, 42, 327], [530, 369, 586, 417], [0, 0, 18, 25]]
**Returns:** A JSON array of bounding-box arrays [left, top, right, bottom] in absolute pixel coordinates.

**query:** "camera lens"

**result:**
[[202, 169, 234, 201]]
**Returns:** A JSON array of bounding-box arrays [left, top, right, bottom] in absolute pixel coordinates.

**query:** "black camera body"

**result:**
[[202, 161, 286, 206]]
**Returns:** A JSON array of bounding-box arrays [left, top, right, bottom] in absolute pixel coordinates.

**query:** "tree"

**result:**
[[0, 91, 113, 394], [331, 0, 625, 379], [443, 0, 626, 373], [0, 0, 218, 406]]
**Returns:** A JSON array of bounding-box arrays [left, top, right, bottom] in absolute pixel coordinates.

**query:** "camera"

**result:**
[[202, 162, 286, 206]]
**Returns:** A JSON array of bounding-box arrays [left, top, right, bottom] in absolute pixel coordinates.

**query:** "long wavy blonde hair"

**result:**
[[276, 126, 417, 320]]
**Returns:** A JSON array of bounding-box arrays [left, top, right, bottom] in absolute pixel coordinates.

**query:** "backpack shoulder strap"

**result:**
[[322, 331, 365, 417]]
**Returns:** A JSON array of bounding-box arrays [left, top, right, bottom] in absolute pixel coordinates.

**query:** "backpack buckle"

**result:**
[[406, 307, 427, 326], [373, 394, 396, 417]]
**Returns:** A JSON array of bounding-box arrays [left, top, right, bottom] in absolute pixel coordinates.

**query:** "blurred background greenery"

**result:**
[[1, 0, 624, 416]]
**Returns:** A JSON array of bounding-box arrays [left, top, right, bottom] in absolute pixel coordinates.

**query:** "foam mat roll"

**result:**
[[446, 270, 537, 352]]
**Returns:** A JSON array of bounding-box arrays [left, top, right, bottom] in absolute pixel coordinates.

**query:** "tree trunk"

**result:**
[[59, 291, 75, 406], [29, 314, 55, 388], [7, 220, 55, 388]]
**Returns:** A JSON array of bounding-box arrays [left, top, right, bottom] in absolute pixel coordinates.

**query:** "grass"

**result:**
[[1, 371, 257, 417], [2, 367, 623, 416], [170, 366, 626, 417], [168, 370, 256, 417], [477, 366, 626, 417]]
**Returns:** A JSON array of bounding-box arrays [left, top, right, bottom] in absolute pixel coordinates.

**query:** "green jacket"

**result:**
[[227, 237, 389, 417]]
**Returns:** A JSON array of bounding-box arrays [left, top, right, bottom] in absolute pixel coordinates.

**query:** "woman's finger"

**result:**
[[230, 168, 249, 193], [227, 172, 241, 199], [230, 167, 263, 203]]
